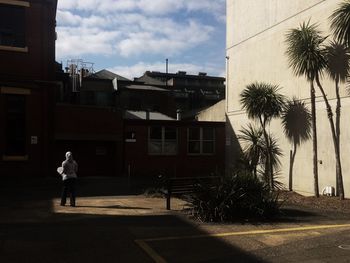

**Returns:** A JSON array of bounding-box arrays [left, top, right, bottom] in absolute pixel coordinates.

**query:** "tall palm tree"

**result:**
[[325, 41, 350, 197], [285, 21, 326, 197], [330, 1, 350, 47], [240, 82, 285, 189], [281, 99, 312, 191]]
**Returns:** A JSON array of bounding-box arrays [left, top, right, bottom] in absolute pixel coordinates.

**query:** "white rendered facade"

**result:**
[[226, 0, 350, 196]]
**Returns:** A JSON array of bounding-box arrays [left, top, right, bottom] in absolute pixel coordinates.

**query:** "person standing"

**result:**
[[60, 151, 78, 207]]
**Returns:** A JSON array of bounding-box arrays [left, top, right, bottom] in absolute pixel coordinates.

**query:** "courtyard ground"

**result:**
[[1, 177, 350, 262]]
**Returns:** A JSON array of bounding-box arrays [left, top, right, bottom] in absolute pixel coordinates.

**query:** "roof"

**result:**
[[141, 71, 225, 81], [123, 84, 169, 92], [124, 111, 175, 121], [88, 69, 130, 81], [135, 75, 166, 86]]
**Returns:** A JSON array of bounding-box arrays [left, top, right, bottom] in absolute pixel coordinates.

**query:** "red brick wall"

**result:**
[[53, 105, 124, 177], [55, 105, 123, 135], [0, 0, 57, 81], [123, 120, 225, 178]]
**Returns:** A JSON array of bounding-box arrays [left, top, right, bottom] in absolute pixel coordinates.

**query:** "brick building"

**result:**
[[0, 0, 57, 177]]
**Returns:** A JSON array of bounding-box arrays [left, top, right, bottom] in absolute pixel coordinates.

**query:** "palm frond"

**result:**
[[240, 82, 286, 122], [238, 124, 264, 171], [285, 21, 327, 81], [330, 1, 350, 47]]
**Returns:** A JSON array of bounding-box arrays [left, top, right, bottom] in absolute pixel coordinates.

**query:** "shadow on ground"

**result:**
[[1, 177, 349, 263], [0, 176, 264, 263]]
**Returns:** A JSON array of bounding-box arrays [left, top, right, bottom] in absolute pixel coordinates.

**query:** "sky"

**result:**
[[56, 0, 226, 80]]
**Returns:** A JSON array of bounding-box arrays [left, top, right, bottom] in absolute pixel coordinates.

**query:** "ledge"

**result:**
[[2, 155, 28, 161], [0, 0, 30, 7], [0, 45, 28, 53]]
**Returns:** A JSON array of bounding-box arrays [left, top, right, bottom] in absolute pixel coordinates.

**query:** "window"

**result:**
[[188, 127, 215, 155], [4, 94, 26, 156], [0, 3, 26, 48], [149, 126, 177, 155]]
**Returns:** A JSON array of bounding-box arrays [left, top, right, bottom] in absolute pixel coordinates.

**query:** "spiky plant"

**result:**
[[238, 124, 264, 178], [240, 82, 285, 190]]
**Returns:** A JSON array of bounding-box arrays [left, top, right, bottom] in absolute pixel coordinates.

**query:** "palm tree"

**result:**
[[281, 99, 312, 191], [238, 124, 264, 178], [260, 133, 284, 190], [286, 21, 345, 199], [330, 1, 350, 47], [240, 82, 285, 189], [285, 21, 327, 197], [325, 41, 350, 197]]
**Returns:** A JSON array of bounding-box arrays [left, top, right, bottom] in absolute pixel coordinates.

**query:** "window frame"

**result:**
[[187, 127, 215, 156], [0, 0, 29, 52], [148, 126, 178, 156]]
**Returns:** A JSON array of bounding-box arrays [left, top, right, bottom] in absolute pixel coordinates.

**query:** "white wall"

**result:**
[[226, 0, 350, 196]]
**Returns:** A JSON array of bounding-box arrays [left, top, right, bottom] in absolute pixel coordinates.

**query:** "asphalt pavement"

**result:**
[[1, 177, 350, 263]]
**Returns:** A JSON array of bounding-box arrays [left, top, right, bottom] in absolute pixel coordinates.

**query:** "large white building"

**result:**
[[226, 0, 350, 196]]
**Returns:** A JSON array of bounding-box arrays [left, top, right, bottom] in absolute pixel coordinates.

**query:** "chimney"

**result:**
[[176, 109, 182, 121]]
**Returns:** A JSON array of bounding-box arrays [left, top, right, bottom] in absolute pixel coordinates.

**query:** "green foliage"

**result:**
[[240, 82, 286, 124], [238, 124, 264, 177], [330, 1, 350, 47], [186, 171, 280, 222], [285, 21, 327, 81], [261, 134, 283, 171]]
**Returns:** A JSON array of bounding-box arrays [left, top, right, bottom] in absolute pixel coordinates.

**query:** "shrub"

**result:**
[[185, 171, 280, 222]]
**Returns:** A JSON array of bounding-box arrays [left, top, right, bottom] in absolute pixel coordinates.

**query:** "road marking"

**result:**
[[135, 223, 350, 262], [134, 239, 167, 263]]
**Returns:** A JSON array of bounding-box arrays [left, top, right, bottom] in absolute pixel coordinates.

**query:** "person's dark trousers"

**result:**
[[61, 178, 77, 206]]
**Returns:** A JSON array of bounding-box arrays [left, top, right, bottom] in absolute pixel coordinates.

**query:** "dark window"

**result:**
[[188, 127, 215, 155], [149, 126, 177, 155], [0, 4, 26, 47], [5, 95, 26, 156]]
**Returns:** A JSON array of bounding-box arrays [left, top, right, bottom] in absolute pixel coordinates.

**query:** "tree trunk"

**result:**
[[259, 117, 272, 190], [310, 82, 319, 197], [315, 76, 344, 200], [289, 150, 293, 191], [289, 144, 297, 191], [335, 78, 344, 198]]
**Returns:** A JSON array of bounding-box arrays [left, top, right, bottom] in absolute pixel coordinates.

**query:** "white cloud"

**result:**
[[56, 12, 213, 58], [56, 0, 225, 72], [56, 27, 121, 58], [117, 19, 213, 57], [57, 0, 226, 21], [108, 61, 224, 80]]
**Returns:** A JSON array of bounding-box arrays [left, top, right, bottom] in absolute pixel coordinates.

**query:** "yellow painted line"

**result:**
[[135, 223, 350, 262], [142, 223, 350, 242], [134, 239, 167, 263]]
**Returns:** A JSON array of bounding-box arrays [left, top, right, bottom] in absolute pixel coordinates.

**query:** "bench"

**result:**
[[164, 176, 219, 210]]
